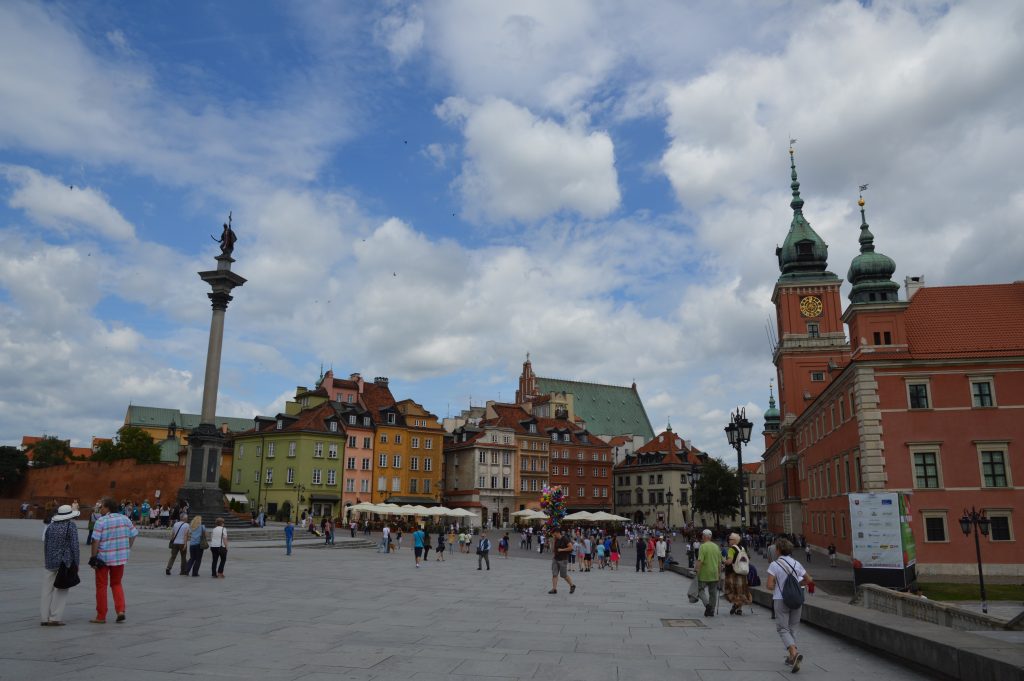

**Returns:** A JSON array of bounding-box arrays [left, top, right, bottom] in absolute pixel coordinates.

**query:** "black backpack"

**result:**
[[776, 559, 805, 609]]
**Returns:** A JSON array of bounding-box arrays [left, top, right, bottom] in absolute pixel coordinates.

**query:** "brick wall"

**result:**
[[1, 460, 186, 516]]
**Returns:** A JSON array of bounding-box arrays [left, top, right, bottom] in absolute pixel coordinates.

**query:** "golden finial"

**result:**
[[789, 137, 797, 156]]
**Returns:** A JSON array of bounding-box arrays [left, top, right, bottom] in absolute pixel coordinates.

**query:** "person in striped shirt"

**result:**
[[88, 497, 139, 624]]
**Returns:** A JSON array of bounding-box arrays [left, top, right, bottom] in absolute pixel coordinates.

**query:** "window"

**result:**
[[530, 459, 537, 472], [923, 514, 949, 541], [345, 478, 355, 492], [602, 487, 608, 498], [286, 468, 294, 484], [577, 467, 584, 477], [348, 414, 356, 425], [265, 468, 273, 484], [409, 478, 418, 493], [380, 434, 388, 444], [411, 437, 420, 449], [362, 437, 371, 449], [913, 452, 940, 488], [395, 434, 402, 445], [424, 457, 432, 471], [361, 458, 370, 470], [379, 454, 387, 468], [424, 438, 433, 450], [479, 452, 487, 464], [981, 451, 1008, 487], [528, 423, 537, 433], [391, 477, 400, 491], [551, 433, 558, 442], [423, 479, 431, 493], [392, 455, 401, 468], [387, 413, 396, 424], [520, 458, 527, 471], [360, 479, 369, 493], [872, 331, 881, 345], [234, 470, 241, 484], [563, 434, 570, 442], [530, 479, 538, 492], [312, 469, 322, 484], [971, 379, 994, 407], [578, 487, 586, 498], [327, 470, 336, 485], [346, 457, 355, 469], [407, 456, 418, 471], [266, 442, 275, 458], [908, 382, 930, 409], [377, 476, 386, 491], [238, 445, 244, 459], [329, 421, 338, 432], [839, 399, 845, 423], [502, 452, 511, 466], [347, 436, 356, 448], [256, 445, 262, 458], [478, 475, 486, 488], [807, 322, 820, 338], [328, 444, 338, 459], [254, 470, 260, 483], [562, 466, 568, 475], [314, 442, 323, 458], [520, 480, 527, 491], [276, 419, 283, 430], [490, 476, 498, 488], [987, 512, 1012, 541], [502, 476, 510, 489], [491, 452, 499, 465], [811, 371, 825, 382], [363, 417, 370, 427]]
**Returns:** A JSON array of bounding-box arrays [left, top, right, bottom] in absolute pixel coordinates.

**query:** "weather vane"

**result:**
[[859, 183, 869, 196]]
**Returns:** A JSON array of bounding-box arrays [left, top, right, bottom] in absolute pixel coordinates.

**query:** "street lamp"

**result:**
[[636, 486, 643, 524], [666, 491, 674, 529], [959, 507, 991, 614], [725, 407, 753, 530], [688, 468, 701, 528], [295, 484, 306, 522]]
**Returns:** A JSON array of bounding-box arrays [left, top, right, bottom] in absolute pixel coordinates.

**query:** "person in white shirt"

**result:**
[[655, 537, 668, 571], [208, 517, 228, 578], [766, 538, 813, 673]]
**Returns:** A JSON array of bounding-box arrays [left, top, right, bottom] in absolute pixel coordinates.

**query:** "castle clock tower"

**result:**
[[772, 146, 851, 422]]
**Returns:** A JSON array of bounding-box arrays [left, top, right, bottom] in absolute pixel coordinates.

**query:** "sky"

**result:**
[[1, 1, 1022, 466]]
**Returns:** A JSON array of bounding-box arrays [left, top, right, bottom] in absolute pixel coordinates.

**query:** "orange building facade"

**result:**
[[763, 151, 1023, 578]]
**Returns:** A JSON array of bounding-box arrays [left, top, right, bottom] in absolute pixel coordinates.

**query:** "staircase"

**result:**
[[304, 538, 378, 550]]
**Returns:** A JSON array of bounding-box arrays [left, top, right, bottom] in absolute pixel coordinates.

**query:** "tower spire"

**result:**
[[847, 184, 899, 303], [789, 139, 804, 213], [857, 184, 875, 253]]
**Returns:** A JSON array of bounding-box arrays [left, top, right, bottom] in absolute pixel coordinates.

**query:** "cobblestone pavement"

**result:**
[[0, 520, 938, 680]]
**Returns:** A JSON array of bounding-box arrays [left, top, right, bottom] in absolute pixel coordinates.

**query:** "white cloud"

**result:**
[[375, 4, 425, 65], [438, 97, 621, 222], [3, 165, 135, 240]]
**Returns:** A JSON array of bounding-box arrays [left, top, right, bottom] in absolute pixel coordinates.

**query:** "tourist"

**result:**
[[209, 518, 228, 577], [436, 532, 446, 561], [166, 513, 189, 576], [695, 529, 722, 617], [159, 505, 170, 528], [610, 537, 620, 570], [828, 543, 837, 568], [183, 515, 206, 577], [477, 532, 491, 570], [635, 534, 648, 573], [423, 530, 432, 561], [86, 503, 100, 545], [804, 541, 812, 563], [41, 504, 80, 626], [582, 536, 592, 572], [284, 520, 294, 556], [140, 499, 151, 528], [395, 527, 403, 550], [646, 535, 656, 569], [324, 517, 334, 545], [498, 532, 509, 558], [595, 540, 606, 568], [655, 536, 667, 572], [548, 528, 576, 595], [382, 524, 391, 553], [89, 496, 139, 623], [413, 525, 425, 567], [766, 538, 813, 672], [723, 532, 752, 615]]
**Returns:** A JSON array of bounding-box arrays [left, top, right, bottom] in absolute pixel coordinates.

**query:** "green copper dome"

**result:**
[[764, 384, 780, 431], [776, 148, 837, 281], [847, 198, 899, 304]]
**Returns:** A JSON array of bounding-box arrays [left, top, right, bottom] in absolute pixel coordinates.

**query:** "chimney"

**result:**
[[374, 377, 389, 386], [905, 276, 925, 301]]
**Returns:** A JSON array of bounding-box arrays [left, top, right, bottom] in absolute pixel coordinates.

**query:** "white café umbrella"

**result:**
[[510, 509, 538, 518], [563, 511, 598, 521], [426, 506, 454, 516], [591, 511, 629, 522]]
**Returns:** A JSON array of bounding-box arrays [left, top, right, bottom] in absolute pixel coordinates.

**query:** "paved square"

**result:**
[[2, 521, 936, 680]]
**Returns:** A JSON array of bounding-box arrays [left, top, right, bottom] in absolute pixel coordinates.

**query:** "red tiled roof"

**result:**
[[488, 404, 611, 448], [903, 283, 1024, 358], [331, 378, 360, 390], [742, 462, 761, 473], [361, 382, 397, 415], [617, 429, 703, 468]]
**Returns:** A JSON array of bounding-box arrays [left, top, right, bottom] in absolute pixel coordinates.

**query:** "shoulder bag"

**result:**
[[54, 561, 80, 589]]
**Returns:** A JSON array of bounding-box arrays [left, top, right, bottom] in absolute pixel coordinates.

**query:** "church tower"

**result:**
[[515, 353, 538, 404], [772, 146, 851, 421]]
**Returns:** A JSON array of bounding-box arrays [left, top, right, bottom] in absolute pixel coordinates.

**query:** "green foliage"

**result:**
[[275, 500, 292, 522], [693, 458, 740, 529], [26, 437, 71, 468], [0, 446, 29, 494], [93, 426, 161, 464], [218, 476, 230, 492]]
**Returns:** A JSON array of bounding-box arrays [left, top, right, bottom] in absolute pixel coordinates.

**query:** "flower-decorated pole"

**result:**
[[541, 485, 567, 530]]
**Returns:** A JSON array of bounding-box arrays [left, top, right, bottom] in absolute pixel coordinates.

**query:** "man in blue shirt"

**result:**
[[413, 526, 425, 567], [284, 520, 294, 556]]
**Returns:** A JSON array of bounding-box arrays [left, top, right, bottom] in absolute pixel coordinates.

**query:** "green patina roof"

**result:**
[[535, 377, 654, 440], [848, 200, 899, 304], [126, 405, 253, 434], [776, 149, 838, 282]]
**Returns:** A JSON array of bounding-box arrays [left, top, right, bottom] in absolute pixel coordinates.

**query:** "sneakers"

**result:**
[[116, 613, 125, 623], [569, 584, 576, 594], [548, 589, 557, 594], [791, 654, 803, 673]]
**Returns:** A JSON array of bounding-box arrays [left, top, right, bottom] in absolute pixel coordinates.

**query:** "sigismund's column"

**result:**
[[180, 216, 246, 511]]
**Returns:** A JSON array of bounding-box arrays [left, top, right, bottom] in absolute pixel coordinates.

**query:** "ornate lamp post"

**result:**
[[688, 469, 700, 528], [959, 507, 990, 614], [636, 486, 643, 524], [724, 407, 753, 530], [666, 491, 674, 529]]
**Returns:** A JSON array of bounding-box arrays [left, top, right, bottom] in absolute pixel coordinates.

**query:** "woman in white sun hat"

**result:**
[[42, 504, 81, 626]]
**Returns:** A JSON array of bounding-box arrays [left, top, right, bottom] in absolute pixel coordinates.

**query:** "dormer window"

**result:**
[[329, 421, 338, 432], [387, 413, 396, 425], [363, 416, 370, 426], [551, 433, 558, 442], [562, 433, 570, 442], [348, 415, 356, 425], [276, 419, 283, 430], [797, 241, 814, 257], [528, 423, 537, 433]]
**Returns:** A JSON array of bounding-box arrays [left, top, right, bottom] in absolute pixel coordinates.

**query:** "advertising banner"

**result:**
[[848, 492, 916, 589]]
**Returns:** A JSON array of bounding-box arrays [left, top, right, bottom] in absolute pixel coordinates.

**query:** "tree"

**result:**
[[693, 458, 740, 530], [26, 437, 71, 468], [92, 427, 161, 464], [0, 446, 29, 494]]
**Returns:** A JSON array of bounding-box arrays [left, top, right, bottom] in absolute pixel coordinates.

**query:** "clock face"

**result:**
[[799, 295, 823, 318]]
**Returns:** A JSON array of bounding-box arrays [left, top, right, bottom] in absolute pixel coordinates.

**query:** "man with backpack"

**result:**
[[766, 538, 814, 673]]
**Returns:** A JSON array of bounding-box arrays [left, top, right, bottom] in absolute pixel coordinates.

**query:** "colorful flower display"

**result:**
[[540, 485, 567, 529]]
